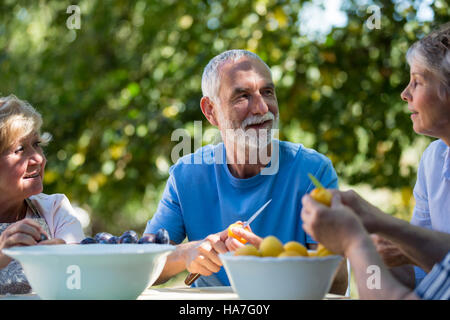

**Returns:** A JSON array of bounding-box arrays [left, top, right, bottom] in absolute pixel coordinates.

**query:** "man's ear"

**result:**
[[200, 96, 219, 127]]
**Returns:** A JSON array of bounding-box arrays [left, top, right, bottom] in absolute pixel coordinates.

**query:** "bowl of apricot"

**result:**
[[219, 236, 342, 300]]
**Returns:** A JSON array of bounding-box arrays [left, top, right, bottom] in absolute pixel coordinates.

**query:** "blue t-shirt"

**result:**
[[145, 140, 338, 286]]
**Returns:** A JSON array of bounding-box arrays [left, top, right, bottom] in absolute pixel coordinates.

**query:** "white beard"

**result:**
[[218, 111, 279, 164]]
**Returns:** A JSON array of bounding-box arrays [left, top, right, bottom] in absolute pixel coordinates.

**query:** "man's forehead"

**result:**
[[219, 58, 273, 86], [222, 57, 270, 74]]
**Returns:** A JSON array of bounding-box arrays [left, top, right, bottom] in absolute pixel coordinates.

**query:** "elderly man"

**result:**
[[144, 50, 348, 293]]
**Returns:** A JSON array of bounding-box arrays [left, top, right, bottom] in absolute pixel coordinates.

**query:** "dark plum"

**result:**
[[138, 234, 156, 244], [94, 232, 114, 242], [108, 236, 119, 244], [155, 228, 170, 244], [80, 237, 97, 244], [119, 234, 137, 244], [120, 230, 139, 243]]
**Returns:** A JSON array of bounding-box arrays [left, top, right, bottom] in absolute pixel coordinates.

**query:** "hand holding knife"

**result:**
[[184, 199, 272, 286]]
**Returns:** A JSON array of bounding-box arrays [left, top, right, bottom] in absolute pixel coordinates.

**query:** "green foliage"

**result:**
[[0, 0, 448, 234]]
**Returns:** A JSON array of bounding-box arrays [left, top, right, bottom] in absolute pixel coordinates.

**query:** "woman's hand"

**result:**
[[370, 234, 413, 267], [0, 218, 49, 269], [38, 238, 66, 245], [335, 190, 389, 234], [301, 192, 368, 256]]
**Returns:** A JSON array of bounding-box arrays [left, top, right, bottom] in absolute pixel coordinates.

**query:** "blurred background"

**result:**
[[0, 1, 447, 240]]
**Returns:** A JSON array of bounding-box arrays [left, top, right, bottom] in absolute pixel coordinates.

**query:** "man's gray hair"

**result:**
[[201, 50, 271, 104]]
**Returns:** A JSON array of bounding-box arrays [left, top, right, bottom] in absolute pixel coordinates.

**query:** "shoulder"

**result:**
[[170, 143, 219, 175], [422, 139, 447, 160], [279, 140, 333, 168], [28, 193, 77, 221], [29, 193, 71, 209]]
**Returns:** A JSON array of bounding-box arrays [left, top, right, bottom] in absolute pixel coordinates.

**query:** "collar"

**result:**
[[443, 145, 450, 180]]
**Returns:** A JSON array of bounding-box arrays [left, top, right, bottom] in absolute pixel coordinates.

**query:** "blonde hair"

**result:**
[[406, 23, 450, 100], [0, 95, 51, 154]]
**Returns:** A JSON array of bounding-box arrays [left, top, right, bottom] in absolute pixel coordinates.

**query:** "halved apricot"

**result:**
[[228, 222, 250, 244]]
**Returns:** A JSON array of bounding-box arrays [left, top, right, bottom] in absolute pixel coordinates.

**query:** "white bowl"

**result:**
[[2, 244, 174, 300], [220, 252, 342, 300]]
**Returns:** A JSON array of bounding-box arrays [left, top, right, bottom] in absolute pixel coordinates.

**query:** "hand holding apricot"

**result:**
[[227, 222, 251, 244], [308, 173, 332, 207]]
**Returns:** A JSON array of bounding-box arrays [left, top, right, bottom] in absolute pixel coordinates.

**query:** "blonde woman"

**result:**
[[0, 95, 84, 294]]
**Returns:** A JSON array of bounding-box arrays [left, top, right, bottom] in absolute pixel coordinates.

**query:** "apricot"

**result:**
[[310, 188, 332, 207], [278, 250, 303, 257], [259, 236, 284, 257], [228, 222, 250, 244], [316, 243, 335, 257], [283, 241, 308, 257], [234, 244, 261, 257]]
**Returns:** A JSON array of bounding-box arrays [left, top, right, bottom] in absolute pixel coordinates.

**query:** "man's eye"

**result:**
[[33, 141, 42, 147], [235, 94, 249, 101]]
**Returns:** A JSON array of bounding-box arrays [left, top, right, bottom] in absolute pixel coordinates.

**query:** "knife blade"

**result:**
[[242, 199, 272, 228], [308, 173, 325, 189]]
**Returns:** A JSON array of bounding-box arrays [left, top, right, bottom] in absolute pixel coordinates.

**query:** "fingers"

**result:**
[[189, 259, 216, 276], [301, 195, 324, 227], [38, 238, 66, 245], [206, 234, 228, 255], [339, 189, 360, 204], [225, 237, 243, 252], [2, 232, 37, 248], [1, 219, 46, 248], [370, 234, 394, 248], [187, 234, 228, 276], [330, 192, 343, 208], [200, 239, 223, 267], [228, 227, 262, 248]]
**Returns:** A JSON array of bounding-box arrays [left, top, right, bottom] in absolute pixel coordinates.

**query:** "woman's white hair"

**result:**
[[201, 50, 271, 104], [406, 23, 450, 100]]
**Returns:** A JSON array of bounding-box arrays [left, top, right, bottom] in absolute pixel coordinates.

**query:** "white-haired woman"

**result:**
[[300, 23, 450, 299], [396, 22, 450, 286], [0, 95, 84, 294]]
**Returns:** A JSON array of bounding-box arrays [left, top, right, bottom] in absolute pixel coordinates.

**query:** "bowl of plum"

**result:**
[[2, 229, 174, 300]]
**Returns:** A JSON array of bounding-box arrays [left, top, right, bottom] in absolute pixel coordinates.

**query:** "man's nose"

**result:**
[[250, 93, 269, 115]]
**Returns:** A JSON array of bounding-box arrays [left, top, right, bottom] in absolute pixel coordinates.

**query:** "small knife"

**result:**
[[242, 199, 272, 228]]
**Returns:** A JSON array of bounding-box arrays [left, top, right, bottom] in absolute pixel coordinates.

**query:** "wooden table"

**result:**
[[0, 286, 349, 300]]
